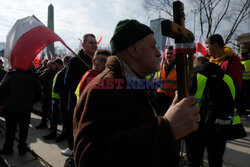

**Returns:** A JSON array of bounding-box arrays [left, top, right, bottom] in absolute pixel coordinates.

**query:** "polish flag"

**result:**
[[162, 37, 175, 62], [4, 15, 73, 70], [195, 34, 207, 57], [164, 37, 175, 51]]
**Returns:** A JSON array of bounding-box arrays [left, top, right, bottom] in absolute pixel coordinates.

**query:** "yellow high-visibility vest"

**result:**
[[194, 73, 241, 125], [51, 73, 60, 99], [241, 60, 250, 80]]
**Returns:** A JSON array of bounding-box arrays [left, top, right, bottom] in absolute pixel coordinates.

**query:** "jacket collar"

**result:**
[[209, 46, 234, 66], [106, 56, 140, 80]]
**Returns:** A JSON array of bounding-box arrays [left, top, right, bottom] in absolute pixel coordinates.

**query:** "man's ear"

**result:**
[[127, 44, 138, 58], [82, 42, 84, 48]]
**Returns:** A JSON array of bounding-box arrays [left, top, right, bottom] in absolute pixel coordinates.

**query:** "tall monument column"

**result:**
[[47, 4, 55, 59]]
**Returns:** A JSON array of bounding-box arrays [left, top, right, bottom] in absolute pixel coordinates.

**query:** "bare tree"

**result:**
[[143, 0, 174, 17], [143, 0, 250, 44]]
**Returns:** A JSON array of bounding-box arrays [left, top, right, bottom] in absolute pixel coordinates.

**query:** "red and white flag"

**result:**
[[4, 15, 73, 70], [162, 37, 175, 62], [164, 37, 175, 51], [195, 34, 207, 57]]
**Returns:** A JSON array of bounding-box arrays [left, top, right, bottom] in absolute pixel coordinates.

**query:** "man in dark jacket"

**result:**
[[36, 60, 57, 129], [62, 34, 97, 156], [73, 19, 200, 167], [43, 56, 71, 142], [186, 57, 246, 167], [43, 59, 64, 140], [0, 68, 42, 155]]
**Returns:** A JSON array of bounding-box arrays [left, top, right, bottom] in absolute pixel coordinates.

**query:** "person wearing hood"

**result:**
[[205, 34, 244, 90]]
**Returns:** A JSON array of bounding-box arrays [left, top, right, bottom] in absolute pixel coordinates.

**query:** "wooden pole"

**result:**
[[173, 1, 189, 101], [65, 45, 91, 70]]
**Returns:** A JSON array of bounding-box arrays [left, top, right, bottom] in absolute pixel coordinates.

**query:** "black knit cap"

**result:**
[[110, 19, 153, 55]]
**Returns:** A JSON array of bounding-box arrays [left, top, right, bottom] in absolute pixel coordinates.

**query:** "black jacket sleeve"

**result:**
[[33, 74, 42, 103], [54, 70, 64, 94]]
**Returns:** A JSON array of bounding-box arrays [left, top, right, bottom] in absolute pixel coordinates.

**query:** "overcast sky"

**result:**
[[0, 0, 153, 51], [0, 0, 249, 52]]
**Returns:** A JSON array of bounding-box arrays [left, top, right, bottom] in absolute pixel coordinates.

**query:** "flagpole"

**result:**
[[66, 46, 91, 70]]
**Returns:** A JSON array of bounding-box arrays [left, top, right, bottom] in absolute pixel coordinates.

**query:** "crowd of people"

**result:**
[[0, 19, 249, 167]]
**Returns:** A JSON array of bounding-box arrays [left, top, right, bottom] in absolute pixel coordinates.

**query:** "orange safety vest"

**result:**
[[156, 64, 177, 98]]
